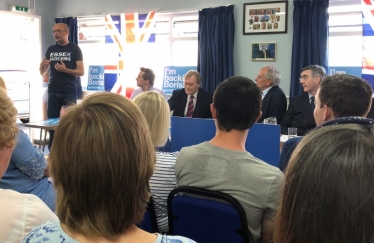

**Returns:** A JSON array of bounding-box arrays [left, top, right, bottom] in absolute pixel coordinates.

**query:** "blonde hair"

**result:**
[[133, 91, 170, 147], [0, 87, 18, 148], [50, 92, 155, 239], [0, 76, 6, 90]]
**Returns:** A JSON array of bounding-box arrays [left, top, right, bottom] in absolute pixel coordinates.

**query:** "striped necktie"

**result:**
[[310, 96, 315, 111], [186, 95, 194, 118]]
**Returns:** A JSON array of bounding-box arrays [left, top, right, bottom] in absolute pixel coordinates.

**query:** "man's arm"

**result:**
[[55, 60, 84, 76], [168, 90, 177, 111], [39, 58, 50, 76], [269, 92, 287, 124], [281, 98, 295, 134]]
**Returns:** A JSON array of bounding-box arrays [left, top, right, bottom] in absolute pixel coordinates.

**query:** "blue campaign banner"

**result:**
[[87, 66, 105, 91], [328, 67, 362, 77], [162, 66, 197, 95]]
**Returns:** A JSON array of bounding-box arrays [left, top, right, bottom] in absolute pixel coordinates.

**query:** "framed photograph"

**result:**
[[243, 1, 288, 35], [252, 43, 277, 61]]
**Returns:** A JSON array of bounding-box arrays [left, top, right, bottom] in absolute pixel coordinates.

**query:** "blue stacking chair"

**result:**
[[167, 186, 252, 243], [138, 196, 159, 233]]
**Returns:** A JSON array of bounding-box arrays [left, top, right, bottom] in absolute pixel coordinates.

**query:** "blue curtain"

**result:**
[[54, 17, 82, 99], [290, 0, 329, 98], [197, 5, 235, 93]]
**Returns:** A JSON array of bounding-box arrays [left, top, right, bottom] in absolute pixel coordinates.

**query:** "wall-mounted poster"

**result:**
[[243, 1, 288, 35], [252, 43, 277, 61]]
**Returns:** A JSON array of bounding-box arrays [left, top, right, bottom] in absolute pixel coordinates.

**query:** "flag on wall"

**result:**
[[362, 0, 374, 88], [104, 12, 156, 94]]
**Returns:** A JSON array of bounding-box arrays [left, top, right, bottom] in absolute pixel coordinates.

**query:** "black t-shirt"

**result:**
[[45, 43, 83, 94]]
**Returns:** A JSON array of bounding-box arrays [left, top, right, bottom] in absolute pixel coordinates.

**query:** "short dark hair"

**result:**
[[213, 76, 262, 132], [319, 74, 373, 117], [140, 67, 155, 86], [301, 65, 326, 79], [275, 124, 374, 243]]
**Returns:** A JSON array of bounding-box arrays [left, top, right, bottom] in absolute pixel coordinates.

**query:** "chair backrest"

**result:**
[[137, 196, 159, 233], [170, 116, 280, 167], [167, 186, 252, 243]]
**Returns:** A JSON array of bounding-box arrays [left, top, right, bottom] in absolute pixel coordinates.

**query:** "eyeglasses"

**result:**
[[52, 29, 67, 34], [299, 75, 310, 80]]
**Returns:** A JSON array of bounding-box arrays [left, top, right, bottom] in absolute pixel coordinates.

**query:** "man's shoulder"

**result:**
[[290, 93, 308, 102], [269, 86, 286, 96]]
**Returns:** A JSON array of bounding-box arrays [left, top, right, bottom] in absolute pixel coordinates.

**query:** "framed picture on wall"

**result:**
[[243, 1, 288, 35], [252, 42, 277, 61]]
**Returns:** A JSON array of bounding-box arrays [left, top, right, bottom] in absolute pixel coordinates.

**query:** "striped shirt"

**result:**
[[150, 151, 179, 233]]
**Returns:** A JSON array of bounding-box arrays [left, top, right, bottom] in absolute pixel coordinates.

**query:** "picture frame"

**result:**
[[252, 43, 277, 61], [243, 1, 288, 35]]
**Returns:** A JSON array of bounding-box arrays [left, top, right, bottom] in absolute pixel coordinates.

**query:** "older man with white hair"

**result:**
[[255, 66, 287, 124]]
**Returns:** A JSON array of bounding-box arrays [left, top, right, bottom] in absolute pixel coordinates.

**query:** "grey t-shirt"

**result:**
[[175, 141, 283, 243]]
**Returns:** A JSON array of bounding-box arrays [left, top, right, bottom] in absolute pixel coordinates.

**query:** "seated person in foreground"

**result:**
[[279, 74, 373, 171], [275, 124, 374, 243], [0, 88, 57, 243], [176, 76, 283, 243], [134, 91, 178, 234], [24, 92, 195, 243], [0, 79, 56, 211], [0, 129, 56, 211], [281, 65, 326, 135]]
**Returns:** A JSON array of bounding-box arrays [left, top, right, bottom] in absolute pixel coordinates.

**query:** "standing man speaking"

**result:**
[[39, 23, 84, 148]]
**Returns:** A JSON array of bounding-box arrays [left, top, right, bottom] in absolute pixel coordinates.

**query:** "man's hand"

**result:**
[[55, 60, 67, 72], [39, 58, 50, 75]]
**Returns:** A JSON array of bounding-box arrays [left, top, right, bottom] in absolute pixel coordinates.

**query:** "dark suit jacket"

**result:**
[[281, 93, 316, 136], [168, 87, 213, 119], [259, 49, 270, 58], [258, 86, 287, 124]]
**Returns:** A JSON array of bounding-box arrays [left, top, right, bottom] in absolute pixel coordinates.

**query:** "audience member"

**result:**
[[275, 124, 374, 243], [168, 70, 213, 118], [279, 74, 373, 171], [176, 76, 283, 243], [281, 65, 326, 135], [130, 67, 168, 100], [255, 66, 287, 124], [24, 92, 194, 243], [0, 79, 56, 210], [134, 91, 178, 234], [0, 87, 57, 242]]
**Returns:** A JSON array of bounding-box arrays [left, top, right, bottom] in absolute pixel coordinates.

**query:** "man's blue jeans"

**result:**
[[47, 92, 77, 149]]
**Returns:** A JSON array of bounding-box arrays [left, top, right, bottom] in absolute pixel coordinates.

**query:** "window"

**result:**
[[77, 11, 198, 92]]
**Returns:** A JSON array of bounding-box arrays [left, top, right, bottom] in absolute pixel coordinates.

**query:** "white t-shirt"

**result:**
[[0, 189, 57, 243]]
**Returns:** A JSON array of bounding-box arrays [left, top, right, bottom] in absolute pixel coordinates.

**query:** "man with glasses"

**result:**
[[39, 23, 84, 148], [281, 65, 326, 135], [255, 66, 287, 124]]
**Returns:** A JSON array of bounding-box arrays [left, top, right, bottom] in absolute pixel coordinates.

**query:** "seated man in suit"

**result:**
[[281, 65, 326, 135], [168, 70, 213, 118], [255, 66, 287, 124], [130, 67, 168, 100], [176, 76, 283, 243], [279, 74, 373, 171], [259, 44, 270, 58]]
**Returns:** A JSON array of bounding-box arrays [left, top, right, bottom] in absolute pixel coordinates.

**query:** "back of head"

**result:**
[[318, 74, 373, 117], [213, 76, 262, 132], [140, 67, 155, 86], [264, 66, 281, 86], [275, 124, 374, 243], [0, 88, 18, 148], [50, 92, 155, 239], [133, 91, 170, 147], [301, 65, 326, 79]]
